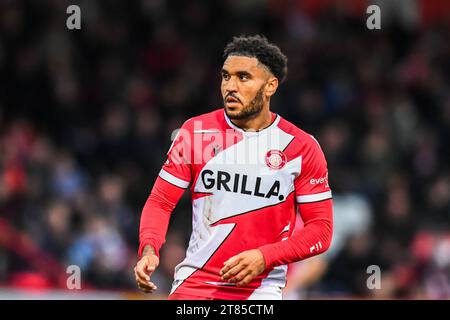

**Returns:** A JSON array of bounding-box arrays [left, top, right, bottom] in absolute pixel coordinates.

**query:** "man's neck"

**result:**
[[230, 107, 273, 132]]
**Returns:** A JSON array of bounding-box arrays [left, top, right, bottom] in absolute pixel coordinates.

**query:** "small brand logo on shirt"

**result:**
[[310, 172, 329, 188], [265, 150, 287, 170]]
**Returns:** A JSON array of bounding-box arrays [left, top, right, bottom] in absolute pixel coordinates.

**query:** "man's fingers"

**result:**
[[137, 281, 157, 293], [135, 264, 150, 281], [220, 256, 241, 276], [136, 276, 157, 291], [221, 262, 246, 280], [134, 256, 159, 293], [141, 282, 157, 291], [137, 282, 152, 291], [236, 274, 254, 287], [136, 271, 153, 287], [228, 268, 252, 283], [136, 276, 156, 288]]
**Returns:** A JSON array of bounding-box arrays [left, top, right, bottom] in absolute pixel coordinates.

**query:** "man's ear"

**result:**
[[264, 77, 279, 98]]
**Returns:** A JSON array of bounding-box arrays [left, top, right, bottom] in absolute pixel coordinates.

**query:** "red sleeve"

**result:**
[[138, 177, 185, 258], [258, 199, 333, 268]]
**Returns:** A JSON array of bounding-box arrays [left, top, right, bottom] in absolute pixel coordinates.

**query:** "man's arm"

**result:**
[[135, 119, 193, 293], [134, 177, 185, 293], [135, 177, 186, 293], [138, 177, 186, 258]]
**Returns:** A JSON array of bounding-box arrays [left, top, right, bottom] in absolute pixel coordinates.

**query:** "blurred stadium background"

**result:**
[[0, 0, 449, 299]]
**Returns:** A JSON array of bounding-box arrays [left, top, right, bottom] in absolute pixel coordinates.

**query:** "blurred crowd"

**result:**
[[0, 0, 449, 298]]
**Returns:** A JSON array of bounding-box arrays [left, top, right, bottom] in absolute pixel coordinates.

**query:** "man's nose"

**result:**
[[225, 77, 238, 92]]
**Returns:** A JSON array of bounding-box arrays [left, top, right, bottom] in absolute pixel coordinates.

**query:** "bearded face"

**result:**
[[221, 56, 271, 121]]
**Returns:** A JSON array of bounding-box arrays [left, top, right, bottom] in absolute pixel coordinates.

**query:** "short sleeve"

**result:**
[[294, 136, 332, 203], [158, 120, 193, 189]]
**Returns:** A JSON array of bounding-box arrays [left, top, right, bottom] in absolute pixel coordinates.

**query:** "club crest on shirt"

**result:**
[[265, 150, 287, 170]]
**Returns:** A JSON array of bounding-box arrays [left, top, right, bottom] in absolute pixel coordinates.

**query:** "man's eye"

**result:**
[[240, 75, 249, 80], [222, 74, 230, 80]]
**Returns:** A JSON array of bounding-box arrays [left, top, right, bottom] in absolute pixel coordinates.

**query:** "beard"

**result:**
[[224, 86, 265, 120]]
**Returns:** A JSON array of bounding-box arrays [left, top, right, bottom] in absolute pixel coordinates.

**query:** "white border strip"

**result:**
[[296, 190, 332, 203], [159, 169, 190, 189]]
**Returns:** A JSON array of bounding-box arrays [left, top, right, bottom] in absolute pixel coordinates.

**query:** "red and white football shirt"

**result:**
[[149, 108, 332, 299]]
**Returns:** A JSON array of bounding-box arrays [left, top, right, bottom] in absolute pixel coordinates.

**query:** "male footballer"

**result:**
[[134, 35, 333, 300]]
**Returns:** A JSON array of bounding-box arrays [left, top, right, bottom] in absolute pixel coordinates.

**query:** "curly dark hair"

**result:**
[[223, 35, 288, 83]]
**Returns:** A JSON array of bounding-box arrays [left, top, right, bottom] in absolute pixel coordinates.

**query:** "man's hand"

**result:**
[[219, 249, 266, 287], [134, 246, 160, 293]]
